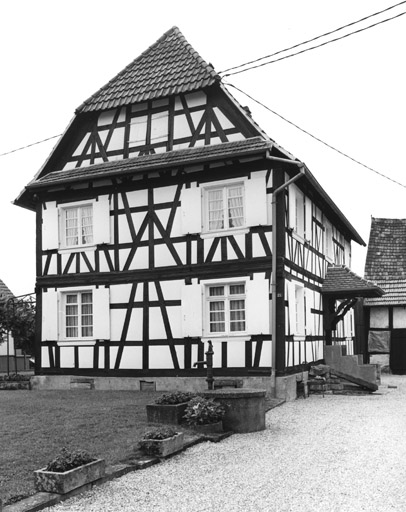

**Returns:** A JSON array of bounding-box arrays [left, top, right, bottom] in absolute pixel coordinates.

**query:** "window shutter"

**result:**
[[42, 288, 58, 340], [246, 278, 270, 334], [287, 281, 296, 335], [305, 198, 312, 242], [181, 187, 202, 234], [245, 175, 267, 227], [288, 186, 296, 230], [93, 196, 111, 244], [42, 202, 59, 250], [181, 282, 202, 337], [93, 286, 110, 340], [305, 288, 313, 335]]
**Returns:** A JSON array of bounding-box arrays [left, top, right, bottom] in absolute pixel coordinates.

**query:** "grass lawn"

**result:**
[[0, 389, 165, 505]]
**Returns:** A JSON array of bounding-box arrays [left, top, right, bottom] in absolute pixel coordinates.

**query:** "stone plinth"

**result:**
[[202, 389, 266, 433]]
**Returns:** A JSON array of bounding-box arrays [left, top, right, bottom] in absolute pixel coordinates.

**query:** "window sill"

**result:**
[[58, 340, 96, 346], [201, 227, 249, 239], [58, 245, 97, 254], [201, 336, 250, 343]]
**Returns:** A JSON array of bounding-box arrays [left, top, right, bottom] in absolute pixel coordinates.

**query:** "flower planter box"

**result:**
[[34, 459, 105, 494], [139, 432, 184, 457], [146, 403, 189, 425], [190, 421, 223, 434]]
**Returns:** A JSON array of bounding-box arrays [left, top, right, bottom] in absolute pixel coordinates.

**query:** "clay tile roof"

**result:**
[[28, 137, 272, 189], [322, 265, 384, 299], [76, 27, 220, 113], [364, 217, 406, 281], [364, 218, 406, 305], [0, 279, 14, 301]]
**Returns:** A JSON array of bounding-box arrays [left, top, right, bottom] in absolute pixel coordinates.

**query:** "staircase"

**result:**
[[309, 345, 380, 396]]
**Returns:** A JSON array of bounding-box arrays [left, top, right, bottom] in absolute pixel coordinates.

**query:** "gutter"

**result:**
[[267, 155, 305, 397]]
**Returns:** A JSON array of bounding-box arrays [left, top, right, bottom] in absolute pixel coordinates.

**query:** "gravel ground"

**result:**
[[44, 375, 406, 512]]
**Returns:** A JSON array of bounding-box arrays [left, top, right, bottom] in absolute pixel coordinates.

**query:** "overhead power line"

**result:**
[[0, 134, 62, 158], [225, 81, 406, 189], [220, 3, 406, 77]]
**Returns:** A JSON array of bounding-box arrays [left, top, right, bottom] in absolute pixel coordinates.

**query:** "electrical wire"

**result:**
[[0, 134, 62, 157], [221, 8, 406, 77], [219, 1, 406, 75], [225, 81, 406, 189]]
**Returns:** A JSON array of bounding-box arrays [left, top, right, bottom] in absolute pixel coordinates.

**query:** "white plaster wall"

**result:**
[[370, 307, 390, 328]]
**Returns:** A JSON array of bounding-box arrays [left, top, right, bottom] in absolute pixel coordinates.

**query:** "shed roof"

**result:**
[[0, 279, 14, 301], [76, 26, 219, 113], [322, 265, 384, 299], [364, 279, 406, 306]]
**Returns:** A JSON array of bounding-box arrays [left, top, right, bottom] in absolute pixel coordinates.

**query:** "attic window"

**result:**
[[63, 205, 93, 247]]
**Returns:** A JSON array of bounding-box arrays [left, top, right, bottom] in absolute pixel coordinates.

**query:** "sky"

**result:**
[[1, 0, 406, 296]]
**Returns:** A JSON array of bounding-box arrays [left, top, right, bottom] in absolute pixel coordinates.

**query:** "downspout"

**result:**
[[267, 155, 305, 397]]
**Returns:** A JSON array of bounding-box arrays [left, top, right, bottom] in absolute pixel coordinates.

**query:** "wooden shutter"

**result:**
[[93, 196, 111, 244], [305, 197, 312, 242], [42, 288, 58, 340], [42, 202, 59, 250], [93, 286, 110, 340], [287, 281, 296, 335], [288, 185, 296, 230], [246, 278, 270, 334], [245, 174, 267, 227], [305, 288, 313, 335], [181, 187, 202, 234], [181, 282, 202, 337]]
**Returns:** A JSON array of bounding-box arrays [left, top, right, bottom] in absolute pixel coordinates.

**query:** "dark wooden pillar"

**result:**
[[274, 168, 286, 375], [35, 202, 42, 374]]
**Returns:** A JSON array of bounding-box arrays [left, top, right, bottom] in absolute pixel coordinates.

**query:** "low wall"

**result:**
[[30, 375, 274, 393], [0, 355, 31, 373]]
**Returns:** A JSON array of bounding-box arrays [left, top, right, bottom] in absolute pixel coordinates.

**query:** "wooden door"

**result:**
[[390, 329, 406, 373]]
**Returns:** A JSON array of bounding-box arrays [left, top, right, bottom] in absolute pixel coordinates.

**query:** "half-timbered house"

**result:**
[[363, 217, 406, 373], [16, 27, 371, 397]]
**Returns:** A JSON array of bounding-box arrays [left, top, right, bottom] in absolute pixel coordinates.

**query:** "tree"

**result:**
[[0, 296, 36, 355]]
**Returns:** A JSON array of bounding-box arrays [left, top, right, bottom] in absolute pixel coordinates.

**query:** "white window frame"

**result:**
[[59, 200, 94, 250], [61, 290, 94, 341], [204, 280, 247, 337], [202, 179, 247, 235]]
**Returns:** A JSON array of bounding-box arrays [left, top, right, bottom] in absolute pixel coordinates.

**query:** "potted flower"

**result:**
[[139, 426, 184, 457], [34, 447, 105, 494], [183, 396, 225, 433], [146, 391, 196, 425]]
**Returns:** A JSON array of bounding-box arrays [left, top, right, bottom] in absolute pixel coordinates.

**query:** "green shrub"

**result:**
[[45, 447, 96, 473], [141, 427, 177, 440], [139, 427, 179, 454], [154, 391, 196, 405], [183, 396, 225, 426]]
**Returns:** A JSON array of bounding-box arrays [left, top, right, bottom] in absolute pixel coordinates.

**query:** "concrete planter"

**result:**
[[202, 389, 266, 433], [34, 459, 105, 494], [146, 403, 189, 425], [139, 432, 184, 457]]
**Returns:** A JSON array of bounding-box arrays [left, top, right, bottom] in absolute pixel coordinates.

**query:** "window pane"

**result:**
[[228, 186, 244, 228], [65, 208, 78, 246], [209, 286, 224, 297], [81, 292, 93, 337], [208, 189, 224, 230], [229, 284, 245, 295], [230, 299, 245, 331], [209, 301, 225, 332], [81, 206, 93, 245]]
